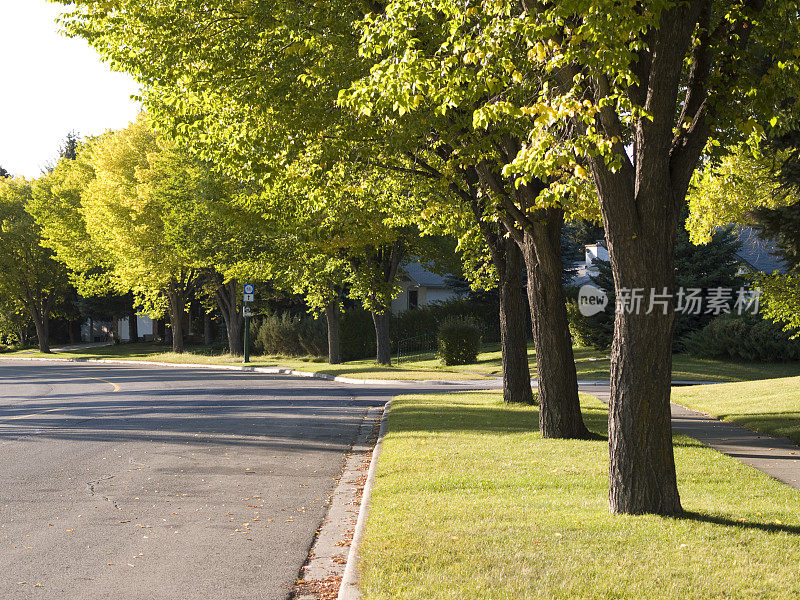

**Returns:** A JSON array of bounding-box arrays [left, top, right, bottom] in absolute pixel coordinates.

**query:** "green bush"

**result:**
[[566, 300, 613, 350], [251, 313, 326, 357], [392, 297, 503, 344], [392, 307, 438, 342], [437, 317, 482, 365], [681, 313, 800, 362]]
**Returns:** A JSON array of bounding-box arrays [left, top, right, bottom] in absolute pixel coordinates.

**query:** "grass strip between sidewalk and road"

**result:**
[[358, 391, 800, 599], [673, 376, 800, 446]]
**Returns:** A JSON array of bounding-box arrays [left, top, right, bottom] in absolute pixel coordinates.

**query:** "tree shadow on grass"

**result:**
[[389, 394, 609, 441], [676, 510, 800, 536]]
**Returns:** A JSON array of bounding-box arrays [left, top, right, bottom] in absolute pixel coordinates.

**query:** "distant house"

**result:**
[[567, 227, 788, 288], [82, 315, 160, 343], [391, 261, 460, 314], [569, 240, 608, 287], [734, 227, 788, 275]]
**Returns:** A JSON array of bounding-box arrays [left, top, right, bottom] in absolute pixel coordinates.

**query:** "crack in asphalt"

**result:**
[[85, 474, 121, 509]]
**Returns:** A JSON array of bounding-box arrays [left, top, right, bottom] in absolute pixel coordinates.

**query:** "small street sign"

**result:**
[[243, 283, 255, 303], [243, 305, 253, 317]]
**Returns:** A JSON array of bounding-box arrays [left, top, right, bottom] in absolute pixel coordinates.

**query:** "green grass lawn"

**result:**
[[3, 343, 490, 381], [402, 342, 799, 381], [359, 391, 800, 599], [673, 376, 800, 445], [5, 340, 799, 382]]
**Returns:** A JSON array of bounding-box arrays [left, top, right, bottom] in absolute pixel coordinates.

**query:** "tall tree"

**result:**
[[52, 0, 566, 413], [0, 178, 71, 352], [480, 0, 800, 514], [342, 8, 592, 423]]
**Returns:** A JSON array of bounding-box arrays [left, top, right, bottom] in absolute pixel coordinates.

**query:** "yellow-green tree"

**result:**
[[0, 178, 71, 352]]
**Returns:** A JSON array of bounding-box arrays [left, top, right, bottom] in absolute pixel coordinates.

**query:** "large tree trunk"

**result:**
[[498, 237, 535, 404], [204, 313, 213, 345], [372, 310, 392, 365], [129, 312, 139, 342], [214, 279, 243, 356], [466, 183, 535, 406], [326, 299, 341, 365], [166, 282, 186, 354], [602, 188, 682, 515], [32, 313, 50, 353], [519, 209, 589, 439]]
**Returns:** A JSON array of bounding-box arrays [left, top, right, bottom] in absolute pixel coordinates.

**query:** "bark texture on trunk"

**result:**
[[497, 237, 534, 405], [214, 279, 243, 356], [606, 228, 681, 515], [166, 280, 186, 354], [462, 177, 535, 406], [33, 315, 50, 353], [372, 310, 392, 366], [472, 163, 587, 435], [519, 210, 589, 438], [576, 1, 716, 515], [204, 313, 213, 345], [351, 240, 404, 367], [24, 290, 55, 354], [129, 312, 138, 342], [325, 300, 341, 364]]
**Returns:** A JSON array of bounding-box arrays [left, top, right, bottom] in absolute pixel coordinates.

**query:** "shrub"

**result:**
[[566, 300, 613, 350], [392, 297, 503, 345], [681, 313, 800, 362], [392, 307, 438, 342], [251, 313, 326, 357], [437, 317, 482, 365]]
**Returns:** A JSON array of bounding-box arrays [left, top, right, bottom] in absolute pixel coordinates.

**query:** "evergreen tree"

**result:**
[[575, 220, 743, 350], [59, 132, 80, 161]]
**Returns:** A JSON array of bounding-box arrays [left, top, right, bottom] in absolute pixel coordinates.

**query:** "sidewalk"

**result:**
[[579, 382, 800, 491]]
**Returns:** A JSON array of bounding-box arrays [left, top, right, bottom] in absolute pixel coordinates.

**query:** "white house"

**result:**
[[391, 261, 461, 314], [569, 240, 609, 286], [82, 315, 160, 343], [567, 228, 787, 288]]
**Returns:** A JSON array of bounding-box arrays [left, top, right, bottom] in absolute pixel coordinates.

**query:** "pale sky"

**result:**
[[0, 1, 141, 178]]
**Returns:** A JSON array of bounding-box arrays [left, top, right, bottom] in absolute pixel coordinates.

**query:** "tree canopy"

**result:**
[[0, 177, 71, 352]]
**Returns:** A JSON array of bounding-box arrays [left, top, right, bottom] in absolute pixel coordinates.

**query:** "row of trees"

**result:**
[[47, 0, 800, 515]]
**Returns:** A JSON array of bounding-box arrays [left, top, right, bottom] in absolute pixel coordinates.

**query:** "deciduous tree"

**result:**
[[0, 178, 71, 352]]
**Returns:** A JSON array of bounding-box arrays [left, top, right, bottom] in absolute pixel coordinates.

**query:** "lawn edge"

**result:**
[[0, 355, 489, 386], [338, 398, 392, 600]]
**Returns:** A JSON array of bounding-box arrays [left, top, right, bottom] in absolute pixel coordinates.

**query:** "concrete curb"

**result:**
[[337, 399, 392, 600], [0, 356, 487, 387]]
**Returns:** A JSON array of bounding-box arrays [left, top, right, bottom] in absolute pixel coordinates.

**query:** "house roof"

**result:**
[[735, 227, 788, 274], [400, 261, 450, 288]]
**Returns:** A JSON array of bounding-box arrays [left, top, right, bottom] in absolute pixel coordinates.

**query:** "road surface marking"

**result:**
[[0, 372, 120, 422], [2, 407, 67, 421], [52, 373, 121, 393]]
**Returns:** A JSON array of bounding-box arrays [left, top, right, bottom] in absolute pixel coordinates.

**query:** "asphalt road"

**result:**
[[0, 361, 410, 600]]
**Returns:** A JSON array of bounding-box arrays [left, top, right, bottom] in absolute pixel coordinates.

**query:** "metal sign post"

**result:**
[[243, 284, 254, 363]]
